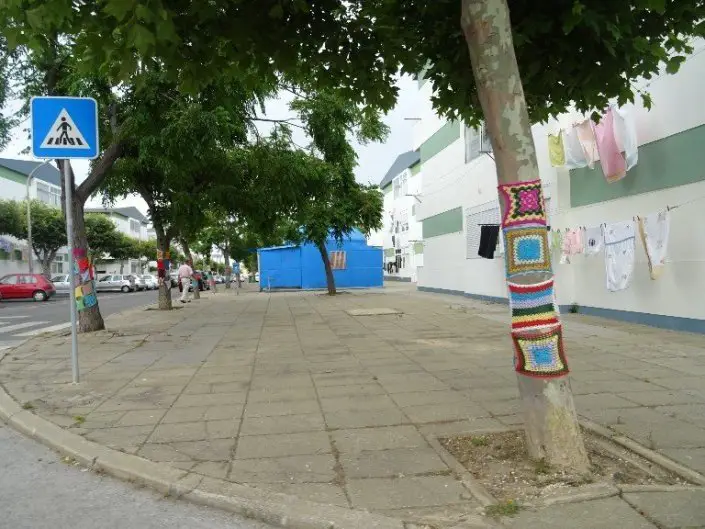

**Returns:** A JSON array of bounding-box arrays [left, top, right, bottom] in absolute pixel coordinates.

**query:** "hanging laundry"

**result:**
[[583, 226, 604, 256], [603, 221, 636, 292], [548, 131, 566, 167], [593, 108, 627, 183], [575, 119, 599, 169], [478, 225, 500, 259], [563, 126, 588, 169], [638, 210, 670, 280], [561, 228, 584, 263], [613, 106, 639, 171], [551, 228, 564, 253]]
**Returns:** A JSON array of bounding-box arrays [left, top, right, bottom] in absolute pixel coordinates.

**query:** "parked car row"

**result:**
[[50, 274, 161, 295]]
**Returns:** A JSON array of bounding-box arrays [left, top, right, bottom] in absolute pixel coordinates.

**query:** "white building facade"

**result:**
[[85, 207, 150, 275], [0, 159, 68, 277], [379, 151, 424, 282], [411, 41, 705, 333]]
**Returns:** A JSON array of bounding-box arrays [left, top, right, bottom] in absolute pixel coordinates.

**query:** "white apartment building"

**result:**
[[378, 150, 424, 282], [410, 41, 705, 333], [85, 206, 150, 275], [0, 158, 68, 276]]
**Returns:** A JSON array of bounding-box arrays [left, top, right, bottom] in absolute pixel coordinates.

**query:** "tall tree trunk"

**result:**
[[461, 0, 588, 472], [156, 230, 173, 310], [38, 253, 52, 278], [181, 238, 200, 299], [223, 246, 231, 289], [119, 262, 124, 274], [70, 193, 106, 332], [59, 161, 106, 333], [316, 242, 336, 296]]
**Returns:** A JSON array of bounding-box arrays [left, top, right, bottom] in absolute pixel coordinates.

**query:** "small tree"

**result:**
[[85, 213, 121, 265], [0, 199, 22, 237], [21, 201, 66, 277], [107, 234, 141, 274], [291, 181, 383, 295]]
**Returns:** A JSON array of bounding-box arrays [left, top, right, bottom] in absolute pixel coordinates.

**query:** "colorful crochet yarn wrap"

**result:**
[[498, 179, 547, 228], [508, 278, 559, 331], [512, 324, 569, 378], [503, 226, 552, 278]]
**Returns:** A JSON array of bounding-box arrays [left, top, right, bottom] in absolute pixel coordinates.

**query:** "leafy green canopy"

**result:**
[[4, 1, 703, 125], [0, 0, 399, 111], [368, 0, 705, 123]]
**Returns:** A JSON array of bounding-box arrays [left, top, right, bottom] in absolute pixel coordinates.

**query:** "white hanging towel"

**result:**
[[613, 105, 639, 170], [563, 126, 588, 169], [583, 226, 604, 256], [638, 210, 670, 280], [603, 221, 636, 292]]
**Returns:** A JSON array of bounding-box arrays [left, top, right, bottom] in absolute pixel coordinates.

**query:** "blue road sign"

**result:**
[[31, 97, 99, 159]]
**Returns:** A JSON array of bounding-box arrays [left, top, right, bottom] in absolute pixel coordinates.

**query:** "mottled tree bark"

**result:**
[[223, 246, 231, 289], [316, 242, 336, 296], [461, 0, 588, 472], [155, 228, 173, 310]]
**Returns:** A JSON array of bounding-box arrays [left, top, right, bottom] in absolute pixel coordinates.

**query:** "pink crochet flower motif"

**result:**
[[518, 188, 540, 213]]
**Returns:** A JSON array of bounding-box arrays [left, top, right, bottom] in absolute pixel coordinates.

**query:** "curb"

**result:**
[[580, 418, 705, 486], [0, 383, 409, 529]]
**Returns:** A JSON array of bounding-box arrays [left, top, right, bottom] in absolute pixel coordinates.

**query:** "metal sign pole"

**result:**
[[62, 160, 80, 384]]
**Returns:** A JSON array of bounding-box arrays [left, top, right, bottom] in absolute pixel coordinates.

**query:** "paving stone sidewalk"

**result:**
[[1, 283, 704, 528]]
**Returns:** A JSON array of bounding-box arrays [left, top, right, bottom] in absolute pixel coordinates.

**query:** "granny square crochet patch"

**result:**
[[512, 324, 569, 378], [504, 226, 552, 277], [498, 179, 547, 228], [508, 278, 559, 331]]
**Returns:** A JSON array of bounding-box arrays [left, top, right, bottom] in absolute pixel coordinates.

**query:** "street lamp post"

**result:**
[[25, 160, 52, 274]]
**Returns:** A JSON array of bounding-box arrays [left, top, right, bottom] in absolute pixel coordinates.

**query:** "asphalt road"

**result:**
[[0, 424, 273, 529], [0, 288, 168, 351]]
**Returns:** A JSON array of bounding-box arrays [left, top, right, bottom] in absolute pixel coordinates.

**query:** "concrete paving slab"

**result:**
[[234, 431, 332, 459], [239, 413, 326, 436], [623, 490, 705, 528], [339, 447, 448, 478], [332, 425, 429, 454], [324, 408, 410, 430], [346, 475, 468, 510], [507, 497, 657, 529], [230, 454, 336, 483]]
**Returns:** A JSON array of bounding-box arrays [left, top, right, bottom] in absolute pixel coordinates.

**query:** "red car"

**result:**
[[0, 273, 56, 302]]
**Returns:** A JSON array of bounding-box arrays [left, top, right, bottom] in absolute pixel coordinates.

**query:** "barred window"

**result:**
[[329, 251, 347, 270]]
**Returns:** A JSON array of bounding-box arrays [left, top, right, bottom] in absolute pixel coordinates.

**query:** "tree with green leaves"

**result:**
[[85, 213, 121, 264], [0, 199, 23, 237], [19, 201, 65, 278]]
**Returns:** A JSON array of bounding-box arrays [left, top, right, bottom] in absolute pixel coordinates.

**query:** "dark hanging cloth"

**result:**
[[478, 225, 500, 259]]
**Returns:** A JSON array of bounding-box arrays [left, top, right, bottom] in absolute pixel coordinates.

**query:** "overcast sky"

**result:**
[[0, 75, 419, 215]]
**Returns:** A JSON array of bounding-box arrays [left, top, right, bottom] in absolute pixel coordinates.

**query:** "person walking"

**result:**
[[178, 261, 193, 303], [209, 269, 217, 293]]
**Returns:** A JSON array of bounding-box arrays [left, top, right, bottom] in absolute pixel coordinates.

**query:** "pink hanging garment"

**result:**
[[593, 109, 626, 183], [575, 119, 598, 169]]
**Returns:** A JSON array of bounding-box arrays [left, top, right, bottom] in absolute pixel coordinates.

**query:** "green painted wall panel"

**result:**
[[410, 161, 421, 175], [570, 124, 705, 207], [422, 207, 463, 238], [0, 166, 26, 185], [382, 183, 392, 193], [384, 248, 395, 257], [420, 122, 460, 164], [414, 242, 424, 254]]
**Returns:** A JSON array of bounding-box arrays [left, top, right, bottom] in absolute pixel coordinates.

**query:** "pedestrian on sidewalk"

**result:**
[[209, 269, 217, 293], [178, 261, 193, 303]]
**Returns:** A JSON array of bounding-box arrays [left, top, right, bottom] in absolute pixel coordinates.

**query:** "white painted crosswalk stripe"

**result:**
[[14, 322, 71, 337], [0, 321, 51, 333], [0, 316, 31, 324]]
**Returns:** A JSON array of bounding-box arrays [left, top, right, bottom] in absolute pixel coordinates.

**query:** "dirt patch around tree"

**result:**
[[440, 429, 687, 504]]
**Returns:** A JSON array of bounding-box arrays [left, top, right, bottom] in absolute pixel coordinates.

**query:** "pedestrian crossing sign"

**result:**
[[30, 96, 99, 159]]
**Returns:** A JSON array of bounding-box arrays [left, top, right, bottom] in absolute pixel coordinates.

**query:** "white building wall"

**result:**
[[415, 43, 705, 327]]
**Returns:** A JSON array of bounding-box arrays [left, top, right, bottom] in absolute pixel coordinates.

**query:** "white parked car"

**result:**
[[95, 274, 136, 293], [50, 274, 71, 294], [141, 274, 158, 290]]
